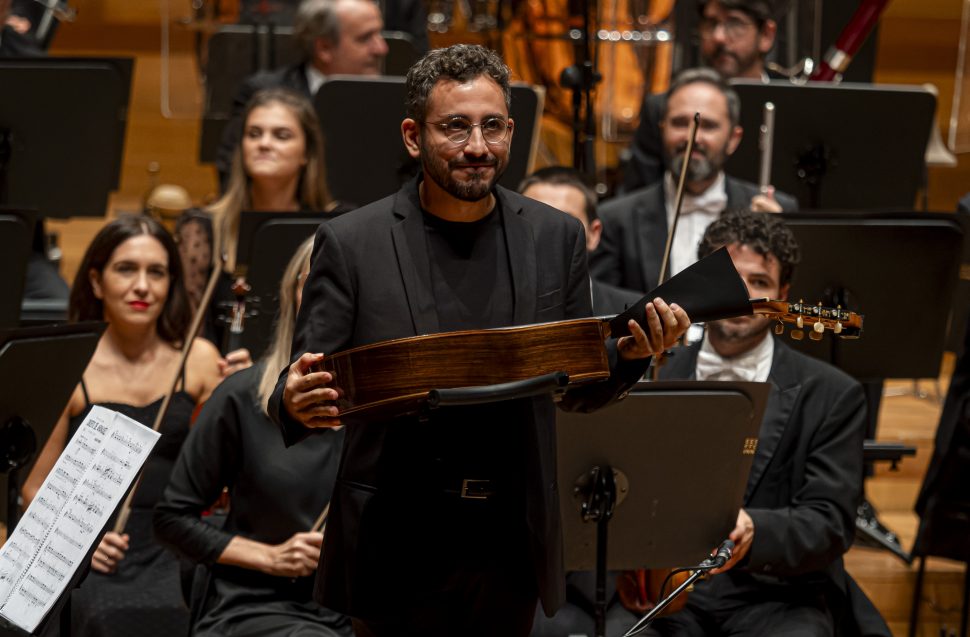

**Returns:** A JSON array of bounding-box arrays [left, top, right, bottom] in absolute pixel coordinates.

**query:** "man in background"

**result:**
[[622, 0, 781, 192]]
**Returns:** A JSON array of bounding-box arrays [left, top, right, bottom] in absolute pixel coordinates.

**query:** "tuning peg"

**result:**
[[809, 330, 824, 341], [790, 330, 804, 341], [774, 323, 785, 335], [834, 322, 843, 334], [813, 321, 825, 333]]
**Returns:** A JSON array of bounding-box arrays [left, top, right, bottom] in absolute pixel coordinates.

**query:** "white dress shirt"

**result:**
[[305, 65, 326, 96], [663, 171, 728, 278], [695, 330, 774, 383]]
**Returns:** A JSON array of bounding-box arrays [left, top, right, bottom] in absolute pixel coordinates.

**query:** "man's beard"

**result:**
[[707, 316, 772, 350], [667, 141, 728, 184], [420, 139, 505, 202], [704, 45, 759, 79]]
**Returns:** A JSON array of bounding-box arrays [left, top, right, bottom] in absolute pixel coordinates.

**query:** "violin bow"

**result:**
[[310, 502, 330, 534], [650, 113, 699, 380], [657, 112, 700, 285], [112, 254, 226, 534]]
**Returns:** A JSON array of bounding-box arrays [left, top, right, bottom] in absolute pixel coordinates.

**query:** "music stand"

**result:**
[[778, 212, 962, 381], [727, 81, 935, 210], [233, 211, 330, 360], [314, 77, 543, 206], [0, 210, 35, 329], [198, 29, 419, 163], [0, 57, 133, 218], [0, 322, 105, 533], [557, 381, 769, 637]]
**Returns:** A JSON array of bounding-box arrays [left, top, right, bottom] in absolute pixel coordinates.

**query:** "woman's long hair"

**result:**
[[69, 214, 192, 346], [257, 236, 315, 414], [210, 88, 331, 273]]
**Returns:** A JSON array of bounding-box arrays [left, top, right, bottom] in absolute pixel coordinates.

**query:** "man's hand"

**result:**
[[283, 352, 342, 428], [710, 508, 754, 575], [262, 531, 323, 578], [617, 298, 690, 361], [91, 532, 129, 574], [750, 186, 783, 213], [219, 348, 253, 377]]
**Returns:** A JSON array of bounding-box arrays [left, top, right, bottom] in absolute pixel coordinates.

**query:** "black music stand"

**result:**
[[0, 322, 105, 534], [727, 81, 935, 210], [0, 57, 133, 218], [233, 211, 332, 360], [198, 29, 419, 163], [556, 381, 769, 637], [779, 211, 962, 561], [314, 77, 542, 206], [0, 211, 35, 329], [779, 212, 961, 380]]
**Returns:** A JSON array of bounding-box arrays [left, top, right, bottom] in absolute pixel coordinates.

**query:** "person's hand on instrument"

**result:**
[[710, 508, 754, 575], [262, 531, 323, 578], [91, 532, 129, 574], [617, 298, 690, 361], [219, 348, 253, 377], [750, 186, 783, 213], [283, 352, 342, 428]]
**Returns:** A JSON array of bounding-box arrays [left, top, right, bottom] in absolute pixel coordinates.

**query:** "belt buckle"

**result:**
[[460, 478, 491, 500]]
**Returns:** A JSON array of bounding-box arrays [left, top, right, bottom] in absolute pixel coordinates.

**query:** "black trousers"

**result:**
[[645, 575, 834, 637], [351, 493, 538, 637]]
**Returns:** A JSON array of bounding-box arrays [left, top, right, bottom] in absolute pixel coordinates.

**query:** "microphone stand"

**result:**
[[559, 0, 600, 175], [623, 540, 734, 637]]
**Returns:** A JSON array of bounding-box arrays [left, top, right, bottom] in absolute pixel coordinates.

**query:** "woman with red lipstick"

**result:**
[[23, 214, 223, 637], [176, 87, 339, 371]]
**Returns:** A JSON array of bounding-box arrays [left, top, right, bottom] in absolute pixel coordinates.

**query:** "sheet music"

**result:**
[[0, 406, 159, 633]]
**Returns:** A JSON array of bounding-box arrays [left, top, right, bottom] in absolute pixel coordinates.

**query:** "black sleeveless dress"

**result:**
[[64, 379, 196, 637]]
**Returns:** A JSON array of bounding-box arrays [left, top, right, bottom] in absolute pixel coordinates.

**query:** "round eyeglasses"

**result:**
[[698, 15, 757, 40], [425, 117, 511, 145]]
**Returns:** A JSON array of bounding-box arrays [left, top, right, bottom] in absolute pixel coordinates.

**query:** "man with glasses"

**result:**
[[622, 0, 780, 193], [270, 44, 690, 636]]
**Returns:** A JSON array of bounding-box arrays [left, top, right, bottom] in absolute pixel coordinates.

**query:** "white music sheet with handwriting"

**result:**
[[0, 405, 159, 633]]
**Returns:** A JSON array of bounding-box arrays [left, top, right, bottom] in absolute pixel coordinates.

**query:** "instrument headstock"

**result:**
[[750, 298, 863, 341]]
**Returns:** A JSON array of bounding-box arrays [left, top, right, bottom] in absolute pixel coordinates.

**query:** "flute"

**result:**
[[758, 101, 775, 194]]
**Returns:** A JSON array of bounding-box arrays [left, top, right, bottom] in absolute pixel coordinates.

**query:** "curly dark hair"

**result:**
[[698, 0, 782, 26], [697, 209, 800, 286], [70, 214, 192, 346], [405, 44, 511, 122]]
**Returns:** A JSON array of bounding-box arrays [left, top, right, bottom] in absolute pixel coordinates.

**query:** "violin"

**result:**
[[312, 250, 863, 423], [223, 275, 253, 354]]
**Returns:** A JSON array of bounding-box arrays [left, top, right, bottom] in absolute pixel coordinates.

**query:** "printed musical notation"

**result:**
[[0, 406, 160, 633]]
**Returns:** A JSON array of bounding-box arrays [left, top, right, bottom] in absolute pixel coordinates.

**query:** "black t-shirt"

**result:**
[[422, 205, 513, 331], [417, 204, 527, 507]]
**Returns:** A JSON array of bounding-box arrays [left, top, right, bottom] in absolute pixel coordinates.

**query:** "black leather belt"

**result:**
[[443, 478, 495, 500]]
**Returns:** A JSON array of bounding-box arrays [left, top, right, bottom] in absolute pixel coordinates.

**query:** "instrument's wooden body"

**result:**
[[318, 318, 612, 419]]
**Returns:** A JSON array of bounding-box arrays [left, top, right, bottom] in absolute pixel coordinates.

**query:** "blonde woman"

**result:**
[[154, 238, 351, 637], [177, 87, 337, 369]]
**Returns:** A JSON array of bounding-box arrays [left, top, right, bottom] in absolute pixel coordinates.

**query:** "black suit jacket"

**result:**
[[589, 176, 798, 294], [216, 62, 311, 189], [269, 178, 648, 619], [591, 278, 642, 316], [658, 339, 890, 636]]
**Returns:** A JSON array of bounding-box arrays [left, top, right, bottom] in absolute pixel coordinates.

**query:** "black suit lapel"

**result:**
[[725, 176, 755, 211], [744, 338, 801, 502], [497, 188, 538, 325], [389, 183, 440, 335], [657, 342, 699, 380], [636, 185, 668, 288]]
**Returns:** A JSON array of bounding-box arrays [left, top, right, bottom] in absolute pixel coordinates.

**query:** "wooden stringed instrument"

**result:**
[[313, 260, 863, 423]]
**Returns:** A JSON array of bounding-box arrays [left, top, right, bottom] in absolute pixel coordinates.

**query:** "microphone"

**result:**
[[711, 540, 735, 569]]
